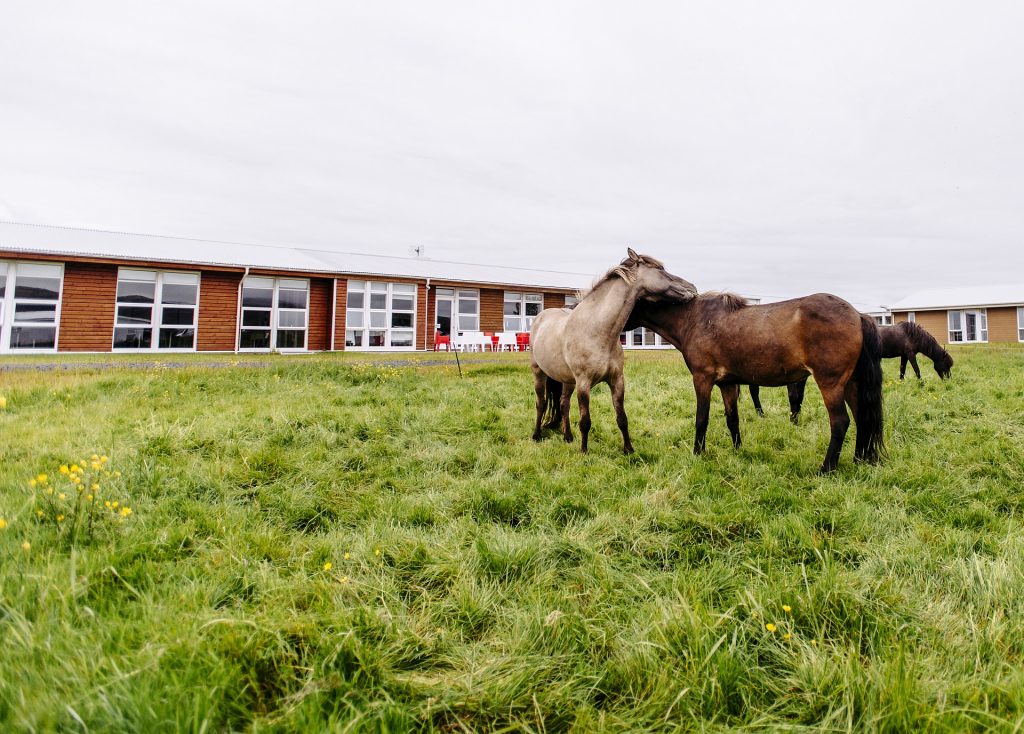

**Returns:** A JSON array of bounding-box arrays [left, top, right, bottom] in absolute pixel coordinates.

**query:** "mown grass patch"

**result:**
[[1, 347, 1024, 731]]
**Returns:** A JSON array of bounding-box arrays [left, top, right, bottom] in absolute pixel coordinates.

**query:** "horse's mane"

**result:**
[[577, 253, 666, 300], [900, 321, 949, 361], [698, 291, 749, 311]]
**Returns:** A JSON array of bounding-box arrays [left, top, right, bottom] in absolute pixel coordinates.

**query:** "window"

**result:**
[[873, 313, 892, 326], [434, 288, 479, 336], [504, 292, 543, 332], [564, 295, 579, 307], [345, 280, 416, 349], [0, 261, 63, 352], [948, 309, 987, 343], [907, 312, 915, 323], [619, 327, 672, 349], [239, 277, 309, 350], [113, 269, 199, 350], [1018, 307, 1024, 342]]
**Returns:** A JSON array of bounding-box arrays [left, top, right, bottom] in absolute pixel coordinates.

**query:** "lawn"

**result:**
[[2, 347, 1023, 732]]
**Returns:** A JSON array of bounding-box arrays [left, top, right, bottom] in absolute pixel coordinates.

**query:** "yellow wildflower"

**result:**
[[120, 507, 132, 517], [811, 639, 818, 646], [92, 483, 99, 491], [111, 501, 119, 509], [46, 488, 53, 495], [343, 552, 350, 560], [21, 541, 31, 551], [0, 395, 6, 409], [323, 562, 333, 571], [86, 495, 93, 502], [374, 548, 381, 557], [60, 465, 70, 475], [101, 456, 108, 463], [29, 479, 37, 488], [104, 501, 111, 509], [37, 474, 47, 484], [70, 464, 81, 474], [782, 605, 792, 613], [57, 515, 64, 522], [765, 623, 777, 633], [339, 576, 350, 584], [58, 493, 66, 501], [783, 633, 792, 640], [36, 510, 44, 517], [0, 518, 7, 530]]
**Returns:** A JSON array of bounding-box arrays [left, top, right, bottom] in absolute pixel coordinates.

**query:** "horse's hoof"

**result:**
[[564, 434, 574, 443], [532, 433, 542, 442], [623, 446, 635, 455]]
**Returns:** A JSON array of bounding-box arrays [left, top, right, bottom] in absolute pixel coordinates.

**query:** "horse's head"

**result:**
[[619, 247, 697, 303], [934, 350, 954, 379]]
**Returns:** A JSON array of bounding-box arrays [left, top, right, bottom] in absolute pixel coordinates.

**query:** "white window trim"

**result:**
[[345, 280, 418, 351], [620, 327, 673, 350], [948, 308, 988, 344], [503, 291, 544, 333], [434, 287, 480, 335], [238, 277, 310, 352], [111, 269, 201, 353], [0, 260, 64, 354], [1017, 307, 1024, 343]]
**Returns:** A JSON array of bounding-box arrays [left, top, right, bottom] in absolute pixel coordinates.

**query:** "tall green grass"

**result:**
[[1, 346, 1023, 731]]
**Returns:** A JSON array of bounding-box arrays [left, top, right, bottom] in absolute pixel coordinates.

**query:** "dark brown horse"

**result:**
[[749, 320, 953, 421], [627, 292, 884, 473]]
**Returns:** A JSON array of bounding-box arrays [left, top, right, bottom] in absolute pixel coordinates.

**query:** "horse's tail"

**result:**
[[854, 315, 885, 463], [542, 376, 563, 429]]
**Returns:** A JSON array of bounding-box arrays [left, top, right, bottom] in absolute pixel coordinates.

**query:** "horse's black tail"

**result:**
[[854, 315, 885, 463], [542, 377, 563, 429]]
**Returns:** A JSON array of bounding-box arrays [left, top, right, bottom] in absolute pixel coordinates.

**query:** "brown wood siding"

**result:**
[[986, 306, 1016, 343], [480, 288, 504, 333], [914, 311, 949, 344], [416, 283, 428, 350], [57, 262, 118, 352], [307, 278, 332, 351], [197, 271, 242, 351]]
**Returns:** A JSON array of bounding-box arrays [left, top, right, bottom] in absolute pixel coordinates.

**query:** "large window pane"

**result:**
[[161, 307, 195, 326], [116, 280, 156, 304], [242, 310, 271, 327], [117, 306, 153, 325], [278, 288, 307, 309], [370, 311, 386, 328], [14, 277, 61, 300], [278, 310, 306, 328], [392, 297, 414, 311], [276, 330, 305, 349], [10, 326, 56, 349], [368, 330, 386, 347], [345, 330, 363, 347], [14, 303, 56, 323], [113, 328, 152, 349], [240, 329, 271, 349], [161, 283, 198, 305], [391, 312, 412, 328], [347, 291, 364, 309], [242, 287, 273, 308], [346, 310, 364, 328], [370, 293, 387, 309], [159, 328, 195, 349], [390, 331, 413, 347]]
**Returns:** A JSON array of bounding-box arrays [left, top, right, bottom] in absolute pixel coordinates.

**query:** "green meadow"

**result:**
[[2, 347, 1024, 732]]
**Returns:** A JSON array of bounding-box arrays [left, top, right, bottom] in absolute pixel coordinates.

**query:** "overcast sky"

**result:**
[[2, 1, 1022, 308]]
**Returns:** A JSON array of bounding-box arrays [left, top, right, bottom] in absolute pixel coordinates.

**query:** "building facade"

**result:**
[[0, 223, 587, 354], [889, 285, 1024, 345]]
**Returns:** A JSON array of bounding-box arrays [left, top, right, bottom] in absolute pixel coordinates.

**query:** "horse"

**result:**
[[748, 319, 953, 422], [627, 291, 885, 473], [530, 249, 697, 454]]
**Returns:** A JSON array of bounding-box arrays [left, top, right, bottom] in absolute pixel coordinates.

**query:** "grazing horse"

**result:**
[[749, 320, 953, 422], [627, 292, 885, 473], [530, 249, 697, 454]]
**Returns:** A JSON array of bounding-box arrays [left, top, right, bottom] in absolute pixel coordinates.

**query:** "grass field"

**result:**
[[2, 346, 1024, 732]]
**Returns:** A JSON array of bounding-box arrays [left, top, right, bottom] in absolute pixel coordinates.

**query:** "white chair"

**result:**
[[495, 332, 518, 351]]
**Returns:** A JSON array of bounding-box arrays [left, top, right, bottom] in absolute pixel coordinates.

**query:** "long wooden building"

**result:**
[[889, 285, 1024, 345], [0, 222, 595, 354]]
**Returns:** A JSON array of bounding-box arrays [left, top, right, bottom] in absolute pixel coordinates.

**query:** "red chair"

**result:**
[[434, 331, 451, 351], [516, 332, 530, 351], [484, 331, 498, 351]]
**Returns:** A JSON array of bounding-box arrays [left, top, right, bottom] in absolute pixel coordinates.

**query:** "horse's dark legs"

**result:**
[[749, 385, 764, 417], [844, 379, 869, 462], [818, 382, 851, 473], [909, 354, 922, 379], [693, 376, 714, 455], [721, 384, 741, 447], [577, 379, 592, 454], [560, 383, 575, 443], [610, 372, 634, 455], [899, 356, 908, 380], [531, 364, 546, 441], [788, 378, 807, 425]]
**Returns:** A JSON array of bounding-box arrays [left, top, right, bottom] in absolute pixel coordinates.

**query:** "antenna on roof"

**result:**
[[409, 245, 425, 258]]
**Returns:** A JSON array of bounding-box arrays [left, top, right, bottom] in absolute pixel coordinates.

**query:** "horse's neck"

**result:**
[[578, 278, 644, 344], [633, 299, 699, 351], [912, 327, 944, 360]]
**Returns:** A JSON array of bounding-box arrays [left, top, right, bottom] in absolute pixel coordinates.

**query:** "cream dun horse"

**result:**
[[530, 249, 696, 454]]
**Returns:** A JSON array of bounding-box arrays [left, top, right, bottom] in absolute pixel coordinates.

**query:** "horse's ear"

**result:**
[[626, 247, 639, 261]]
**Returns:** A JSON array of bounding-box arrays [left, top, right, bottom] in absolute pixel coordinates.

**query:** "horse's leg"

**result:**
[[909, 354, 922, 379], [899, 356, 908, 380], [749, 385, 764, 417], [721, 384, 741, 448], [560, 383, 575, 443], [844, 379, 865, 460], [611, 371, 634, 455], [531, 363, 546, 441], [576, 377, 593, 454], [816, 380, 851, 473], [693, 375, 714, 455], [788, 378, 807, 425]]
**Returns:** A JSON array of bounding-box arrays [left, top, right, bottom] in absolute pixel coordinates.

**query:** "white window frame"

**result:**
[[112, 269, 200, 352], [1018, 307, 1024, 342], [564, 294, 579, 307], [503, 291, 544, 332], [434, 287, 480, 335], [345, 280, 417, 351], [948, 308, 987, 344], [238, 276, 310, 352], [620, 327, 673, 350], [907, 312, 915, 323], [873, 314, 893, 326], [0, 261, 63, 354]]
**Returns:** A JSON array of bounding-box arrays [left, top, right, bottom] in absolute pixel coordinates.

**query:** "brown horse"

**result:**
[[627, 292, 884, 472], [750, 319, 953, 421], [530, 249, 696, 454]]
